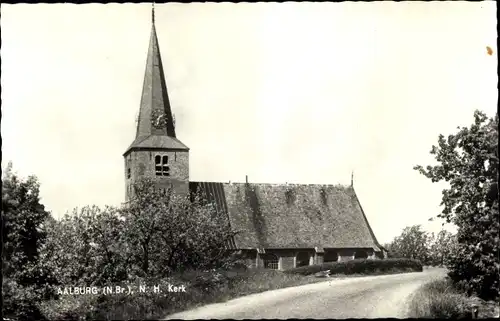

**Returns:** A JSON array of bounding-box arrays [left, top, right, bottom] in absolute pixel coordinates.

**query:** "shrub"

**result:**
[[39, 267, 322, 320], [408, 278, 471, 318], [2, 164, 58, 320], [284, 258, 423, 276], [414, 111, 499, 301]]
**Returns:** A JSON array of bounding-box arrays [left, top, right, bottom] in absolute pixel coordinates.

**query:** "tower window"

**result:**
[[155, 155, 170, 176], [127, 168, 131, 179], [155, 155, 161, 175]]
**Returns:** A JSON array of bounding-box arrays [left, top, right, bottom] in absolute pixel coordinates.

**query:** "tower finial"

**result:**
[[152, 2, 155, 24], [351, 170, 354, 187]]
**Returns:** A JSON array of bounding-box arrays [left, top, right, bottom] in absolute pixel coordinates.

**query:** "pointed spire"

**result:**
[[152, 2, 155, 24], [135, 3, 177, 138]]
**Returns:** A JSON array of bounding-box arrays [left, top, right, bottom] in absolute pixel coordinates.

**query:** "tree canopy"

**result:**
[[414, 110, 499, 300], [386, 225, 432, 264], [3, 168, 240, 319], [2, 162, 57, 320]]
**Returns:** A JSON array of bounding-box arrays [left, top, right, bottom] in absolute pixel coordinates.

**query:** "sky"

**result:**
[[1, 2, 497, 244]]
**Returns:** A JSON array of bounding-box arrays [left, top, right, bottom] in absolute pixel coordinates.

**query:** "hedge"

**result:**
[[284, 258, 423, 276]]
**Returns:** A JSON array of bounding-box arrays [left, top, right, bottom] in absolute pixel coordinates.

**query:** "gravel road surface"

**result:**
[[165, 268, 446, 319]]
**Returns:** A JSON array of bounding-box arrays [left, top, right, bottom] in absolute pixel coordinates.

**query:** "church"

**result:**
[[123, 8, 387, 270]]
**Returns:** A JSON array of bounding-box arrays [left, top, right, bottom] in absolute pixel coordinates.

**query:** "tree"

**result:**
[[2, 162, 57, 320], [119, 178, 237, 277], [388, 225, 431, 264], [414, 110, 499, 300], [42, 205, 129, 286], [428, 230, 457, 267]]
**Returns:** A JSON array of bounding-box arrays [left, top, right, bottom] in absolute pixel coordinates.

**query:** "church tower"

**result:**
[[123, 5, 189, 201]]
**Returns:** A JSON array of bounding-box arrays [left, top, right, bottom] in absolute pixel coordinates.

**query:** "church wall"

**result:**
[[335, 248, 376, 261], [236, 249, 258, 268], [236, 248, 382, 272], [257, 249, 318, 270], [315, 252, 324, 265], [125, 150, 189, 198]]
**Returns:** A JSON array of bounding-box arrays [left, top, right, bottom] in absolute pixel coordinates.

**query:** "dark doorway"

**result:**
[[324, 250, 338, 263], [296, 252, 310, 267], [262, 254, 279, 270], [354, 250, 368, 259]]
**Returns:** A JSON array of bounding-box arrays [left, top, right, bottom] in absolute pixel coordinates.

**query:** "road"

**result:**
[[165, 268, 446, 319]]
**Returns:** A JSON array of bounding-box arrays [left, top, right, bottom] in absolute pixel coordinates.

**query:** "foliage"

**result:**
[[120, 177, 237, 277], [39, 268, 321, 321], [284, 258, 423, 276], [40, 177, 238, 288], [408, 278, 472, 319], [414, 110, 499, 300], [387, 225, 432, 264], [409, 277, 500, 319], [2, 162, 58, 320], [428, 230, 458, 267], [41, 205, 129, 287], [4, 171, 240, 319]]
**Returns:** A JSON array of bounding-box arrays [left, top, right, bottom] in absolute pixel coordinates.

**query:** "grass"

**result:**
[[408, 278, 500, 319], [39, 260, 424, 321], [39, 268, 328, 320]]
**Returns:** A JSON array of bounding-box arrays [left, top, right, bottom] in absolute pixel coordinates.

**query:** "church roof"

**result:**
[[189, 181, 384, 251], [125, 5, 187, 156], [124, 135, 189, 155]]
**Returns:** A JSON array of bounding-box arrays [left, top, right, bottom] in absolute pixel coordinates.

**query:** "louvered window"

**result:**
[[155, 155, 170, 176]]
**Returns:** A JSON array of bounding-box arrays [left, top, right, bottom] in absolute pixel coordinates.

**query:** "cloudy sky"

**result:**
[[1, 2, 497, 243]]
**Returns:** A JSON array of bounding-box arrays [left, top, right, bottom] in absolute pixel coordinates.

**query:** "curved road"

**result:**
[[165, 268, 446, 319]]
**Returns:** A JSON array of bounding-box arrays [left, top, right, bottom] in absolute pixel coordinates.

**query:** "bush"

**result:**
[[414, 111, 499, 301], [39, 276, 193, 321], [39, 267, 322, 320], [284, 258, 423, 276], [2, 164, 58, 321], [408, 278, 472, 318]]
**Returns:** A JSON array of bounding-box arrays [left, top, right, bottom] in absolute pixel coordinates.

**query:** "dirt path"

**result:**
[[165, 268, 447, 319]]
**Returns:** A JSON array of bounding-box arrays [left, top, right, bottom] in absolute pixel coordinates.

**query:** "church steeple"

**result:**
[[123, 4, 190, 201], [124, 3, 188, 157], [152, 2, 155, 24], [135, 3, 176, 139]]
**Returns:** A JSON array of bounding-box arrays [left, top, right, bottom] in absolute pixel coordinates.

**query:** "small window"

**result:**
[[285, 188, 295, 205], [262, 254, 279, 270], [155, 155, 170, 176], [162, 156, 170, 176], [155, 155, 162, 176], [320, 188, 328, 206], [127, 168, 131, 179]]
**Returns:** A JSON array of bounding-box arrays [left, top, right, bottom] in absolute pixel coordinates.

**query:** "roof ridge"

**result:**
[[190, 180, 352, 189], [230, 181, 351, 187]]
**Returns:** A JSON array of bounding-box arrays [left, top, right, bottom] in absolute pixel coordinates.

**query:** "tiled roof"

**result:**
[[189, 181, 383, 251], [124, 135, 189, 155]]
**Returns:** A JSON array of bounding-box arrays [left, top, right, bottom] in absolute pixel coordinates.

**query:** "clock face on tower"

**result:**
[[151, 109, 168, 129]]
